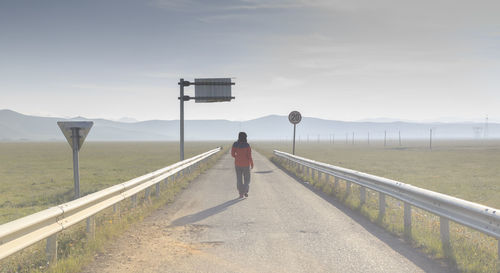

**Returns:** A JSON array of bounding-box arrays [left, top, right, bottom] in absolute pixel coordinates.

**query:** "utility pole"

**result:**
[[430, 128, 433, 150]]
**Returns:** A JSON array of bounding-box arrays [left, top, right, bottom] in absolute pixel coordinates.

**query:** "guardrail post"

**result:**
[[307, 167, 310, 178], [360, 186, 366, 206], [334, 177, 339, 192], [46, 233, 57, 265], [86, 216, 95, 239], [165, 177, 169, 187], [346, 181, 351, 195], [379, 193, 386, 219], [132, 194, 137, 208], [145, 187, 151, 203], [113, 203, 120, 215], [440, 217, 451, 256], [312, 169, 316, 180], [156, 183, 161, 197], [318, 171, 322, 183], [325, 174, 330, 183], [404, 202, 412, 240]]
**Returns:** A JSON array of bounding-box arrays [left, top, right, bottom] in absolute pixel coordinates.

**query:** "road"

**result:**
[[82, 151, 454, 273]]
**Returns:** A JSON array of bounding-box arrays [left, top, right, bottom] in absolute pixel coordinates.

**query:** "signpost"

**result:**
[[178, 78, 235, 160], [288, 111, 302, 155], [57, 121, 93, 199]]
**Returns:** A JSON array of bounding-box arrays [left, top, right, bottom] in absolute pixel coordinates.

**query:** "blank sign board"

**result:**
[[194, 78, 232, 103], [57, 121, 93, 150]]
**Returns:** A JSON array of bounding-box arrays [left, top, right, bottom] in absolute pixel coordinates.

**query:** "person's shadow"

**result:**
[[169, 198, 243, 226]]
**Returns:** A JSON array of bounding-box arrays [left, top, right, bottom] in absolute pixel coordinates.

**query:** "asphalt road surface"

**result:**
[[82, 151, 455, 273]]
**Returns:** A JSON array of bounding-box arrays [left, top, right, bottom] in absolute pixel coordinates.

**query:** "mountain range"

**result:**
[[0, 109, 498, 141]]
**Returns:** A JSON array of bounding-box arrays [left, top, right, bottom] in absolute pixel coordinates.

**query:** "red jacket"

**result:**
[[231, 141, 254, 168]]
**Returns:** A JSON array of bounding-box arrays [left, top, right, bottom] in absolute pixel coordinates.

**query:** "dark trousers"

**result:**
[[235, 166, 250, 194]]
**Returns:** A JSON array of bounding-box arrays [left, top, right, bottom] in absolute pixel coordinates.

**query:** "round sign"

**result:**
[[288, 111, 302, 124]]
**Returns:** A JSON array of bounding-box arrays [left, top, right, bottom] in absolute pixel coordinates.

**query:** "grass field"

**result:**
[[254, 139, 500, 273], [0, 141, 226, 273], [0, 141, 225, 224]]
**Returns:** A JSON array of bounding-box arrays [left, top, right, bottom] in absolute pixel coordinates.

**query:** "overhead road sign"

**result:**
[[194, 78, 233, 103], [177, 78, 236, 160]]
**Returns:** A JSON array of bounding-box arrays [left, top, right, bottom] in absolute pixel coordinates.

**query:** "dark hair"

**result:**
[[238, 132, 247, 142]]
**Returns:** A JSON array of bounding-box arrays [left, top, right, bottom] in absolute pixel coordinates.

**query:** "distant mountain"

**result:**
[[0, 109, 499, 141]]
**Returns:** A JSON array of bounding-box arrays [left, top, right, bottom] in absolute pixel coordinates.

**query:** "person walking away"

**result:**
[[231, 132, 254, 198]]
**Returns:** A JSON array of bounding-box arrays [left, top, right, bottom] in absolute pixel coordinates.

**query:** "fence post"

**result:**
[[440, 217, 451, 256], [86, 216, 95, 239], [46, 233, 57, 265], [404, 202, 412, 240], [379, 193, 386, 219], [360, 186, 366, 206]]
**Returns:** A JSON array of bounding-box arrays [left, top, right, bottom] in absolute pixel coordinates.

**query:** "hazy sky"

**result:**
[[1, 0, 499, 122]]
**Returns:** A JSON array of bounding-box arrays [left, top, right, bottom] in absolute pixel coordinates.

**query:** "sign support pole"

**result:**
[[179, 78, 185, 161], [288, 111, 302, 156], [293, 124, 296, 155], [71, 128, 81, 199]]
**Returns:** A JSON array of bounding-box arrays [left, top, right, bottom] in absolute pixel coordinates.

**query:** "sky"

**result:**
[[1, 0, 499, 122]]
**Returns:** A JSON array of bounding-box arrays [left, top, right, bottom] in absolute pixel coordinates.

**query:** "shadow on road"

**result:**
[[254, 170, 274, 174], [169, 198, 243, 227], [272, 160, 457, 273]]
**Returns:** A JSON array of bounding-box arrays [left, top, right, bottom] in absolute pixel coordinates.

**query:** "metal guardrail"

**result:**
[[0, 147, 221, 262], [273, 150, 500, 259]]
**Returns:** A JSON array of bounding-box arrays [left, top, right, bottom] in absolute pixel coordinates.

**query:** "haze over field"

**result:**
[[1, 109, 499, 141], [1, 0, 499, 123]]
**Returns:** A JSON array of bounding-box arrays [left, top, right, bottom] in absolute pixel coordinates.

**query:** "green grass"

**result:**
[[254, 140, 500, 273], [0, 141, 223, 224], [0, 141, 226, 273]]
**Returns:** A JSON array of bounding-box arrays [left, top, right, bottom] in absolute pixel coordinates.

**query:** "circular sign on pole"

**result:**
[[288, 111, 302, 124]]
